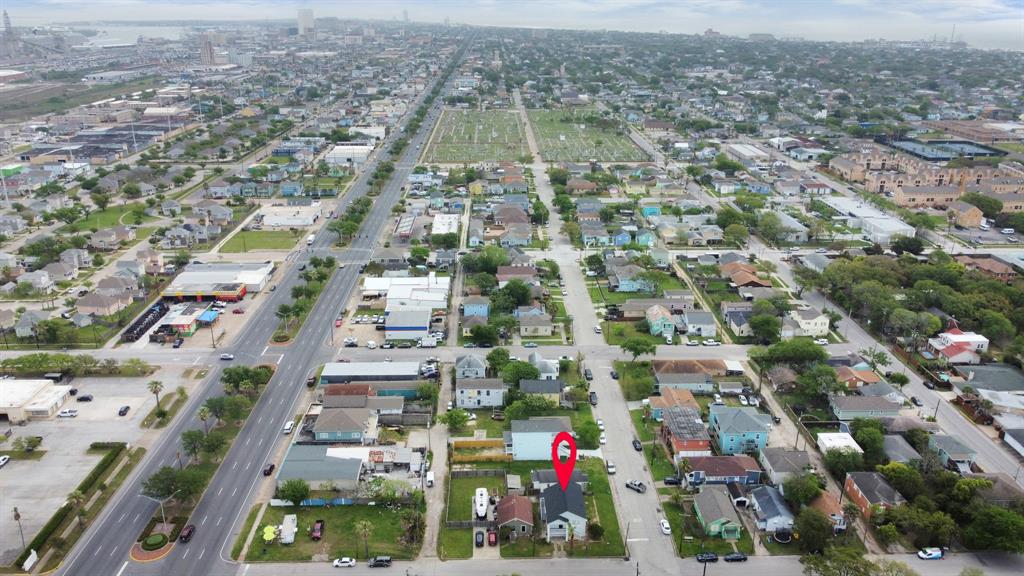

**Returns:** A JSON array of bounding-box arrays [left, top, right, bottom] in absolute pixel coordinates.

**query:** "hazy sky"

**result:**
[[6, 0, 1024, 49]]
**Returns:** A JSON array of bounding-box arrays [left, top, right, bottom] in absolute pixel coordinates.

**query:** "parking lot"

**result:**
[[951, 226, 1020, 246], [0, 375, 168, 564]]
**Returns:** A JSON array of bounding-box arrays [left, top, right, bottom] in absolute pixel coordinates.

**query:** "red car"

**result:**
[[311, 520, 324, 541], [335, 318, 343, 327], [487, 530, 497, 546], [232, 308, 245, 314]]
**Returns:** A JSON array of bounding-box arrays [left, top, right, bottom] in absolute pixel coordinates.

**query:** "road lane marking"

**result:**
[[217, 487, 224, 496], [118, 512, 126, 522], [257, 416, 263, 424], [110, 546, 117, 556], [232, 461, 238, 470], [626, 538, 649, 542], [94, 545, 103, 556], [245, 461, 251, 469], [258, 437, 264, 446], [246, 437, 251, 445], [116, 561, 128, 576], [231, 487, 238, 497], [133, 513, 140, 523], [183, 549, 190, 559], [202, 514, 208, 525], [276, 354, 284, 365], [198, 547, 206, 560], [192, 356, 200, 365], [261, 346, 268, 355], [217, 516, 223, 526]]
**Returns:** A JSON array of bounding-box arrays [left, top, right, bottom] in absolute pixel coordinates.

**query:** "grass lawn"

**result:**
[[249, 505, 421, 562], [438, 526, 473, 559], [221, 230, 304, 252], [448, 476, 506, 521], [996, 142, 1024, 154], [466, 410, 506, 438], [603, 320, 665, 347], [425, 109, 529, 163], [645, 442, 676, 480], [668, 500, 755, 557], [232, 504, 263, 559], [63, 203, 156, 233], [613, 361, 655, 401], [0, 449, 45, 460], [527, 108, 645, 162], [499, 526, 554, 558], [630, 409, 656, 442], [560, 360, 584, 388], [761, 534, 799, 555]]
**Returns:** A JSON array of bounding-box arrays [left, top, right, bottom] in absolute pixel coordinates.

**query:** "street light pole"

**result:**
[[13, 507, 25, 548]]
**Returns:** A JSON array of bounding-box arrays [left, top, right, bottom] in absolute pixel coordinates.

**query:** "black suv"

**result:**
[[179, 524, 195, 543], [696, 552, 718, 563], [368, 556, 392, 568]]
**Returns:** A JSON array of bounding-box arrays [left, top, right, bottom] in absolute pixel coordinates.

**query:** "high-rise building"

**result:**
[[199, 34, 215, 65], [297, 8, 315, 37]]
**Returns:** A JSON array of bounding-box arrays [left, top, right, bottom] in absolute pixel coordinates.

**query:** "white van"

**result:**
[[282, 421, 294, 435], [426, 471, 435, 488], [306, 234, 315, 246]]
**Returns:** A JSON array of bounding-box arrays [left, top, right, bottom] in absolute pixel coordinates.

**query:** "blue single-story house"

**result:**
[[280, 182, 304, 197], [612, 230, 632, 246], [636, 229, 657, 247], [463, 296, 490, 318]]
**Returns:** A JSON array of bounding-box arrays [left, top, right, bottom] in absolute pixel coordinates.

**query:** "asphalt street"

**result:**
[[54, 53, 460, 576]]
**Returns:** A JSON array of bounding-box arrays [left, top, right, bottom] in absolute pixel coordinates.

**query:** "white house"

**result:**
[[455, 378, 506, 409], [528, 352, 559, 380], [928, 323, 989, 365], [683, 310, 717, 338], [506, 417, 572, 461], [455, 354, 487, 379], [787, 309, 830, 337], [750, 486, 795, 533]]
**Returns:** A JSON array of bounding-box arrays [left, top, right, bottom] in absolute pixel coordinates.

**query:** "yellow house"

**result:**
[[468, 179, 487, 195]]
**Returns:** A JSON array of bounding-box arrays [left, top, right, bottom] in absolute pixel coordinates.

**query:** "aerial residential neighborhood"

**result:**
[[0, 4, 1023, 576]]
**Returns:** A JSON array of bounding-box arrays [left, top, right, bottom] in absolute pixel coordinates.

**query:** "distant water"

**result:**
[[74, 24, 188, 46]]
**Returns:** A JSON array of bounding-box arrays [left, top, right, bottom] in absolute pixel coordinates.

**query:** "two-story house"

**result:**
[[455, 354, 487, 380], [455, 378, 506, 409], [539, 482, 587, 542], [787, 309, 830, 337], [709, 405, 772, 455], [844, 472, 905, 520]]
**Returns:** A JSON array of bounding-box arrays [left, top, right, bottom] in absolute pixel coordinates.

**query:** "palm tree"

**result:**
[[239, 380, 255, 399], [567, 521, 576, 553], [275, 303, 293, 329], [67, 490, 86, 525], [401, 509, 424, 544], [147, 380, 164, 407], [354, 519, 373, 559], [197, 406, 211, 435]]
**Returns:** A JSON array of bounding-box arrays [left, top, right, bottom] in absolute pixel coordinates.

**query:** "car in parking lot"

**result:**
[[626, 480, 647, 493], [263, 463, 276, 476], [118, 405, 130, 416], [917, 547, 945, 560], [311, 520, 324, 540], [724, 552, 748, 562], [659, 519, 672, 535], [220, 353, 234, 360], [332, 557, 356, 567], [77, 394, 94, 402], [696, 552, 718, 563], [179, 524, 195, 543], [911, 396, 923, 407], [632, 438, 643, 451], [475, 531, 485, 547], [58, 408, 79, 418]]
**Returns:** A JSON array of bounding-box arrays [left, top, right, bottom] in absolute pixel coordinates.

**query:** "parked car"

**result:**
[[911, 396, 923, 407], [593, 325, 602, 334], [814, 338, 829, 345], [589, 391, 598, 406], [596, 418, 605, 431], [606, 461, 616, 475], [179, 524, 195, 543], [632, 439, 643, 451], [702, 339, 720, 346], [58, 409, 78, 418], [173, 337, 184, 348], [664, 476, 683, 486], [475, 531, 485, 547], [686, 339, 700, 346], [0, 455, 10, 468], [724, 552, 748, 562], [332, 557, 356, 567], [626, 480, 647, 493], [263, 463, 276, 476], [917, 547, 945, 560], [610, 370, 618, 380], [311, 520, 324, 540], [488, 529, 497, 546], [696, 552, 718, 563], [232, 307, 245, 314], [584, 368, 593, 381], [368, 556, 392, 568], [659, 519, 672, 535], [524, 342, 538, 348], [118, 405, 130, 416], [77, 394, 94, 402], [599, 432, 607, 444]]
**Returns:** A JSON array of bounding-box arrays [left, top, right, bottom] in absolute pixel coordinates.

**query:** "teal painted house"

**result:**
[[709, 404, 772, 455], [312, 407, 373, 444]]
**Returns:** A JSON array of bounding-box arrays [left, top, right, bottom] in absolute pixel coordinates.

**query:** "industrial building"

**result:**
[[162, 262, 274, 301], [818, 196, 915, 245], [431, 213, 460, 236], [319, 362, 422, 384], [325, 142, 375, 167], [0, 379, 72, 422], [259, 203, 322, 228], [384, 309, 432, 341]]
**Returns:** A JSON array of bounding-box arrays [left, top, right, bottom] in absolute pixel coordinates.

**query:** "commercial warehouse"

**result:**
[[162, 262, 274, 301], [259, 203, 322, 228], [319, 362, 422, 384], [0, 379, 73, 423], [385, 309, 432, 341]]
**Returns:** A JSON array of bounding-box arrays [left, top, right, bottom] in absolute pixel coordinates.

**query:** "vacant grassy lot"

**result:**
[[425, 109, 529, 163], [614, 361, 656, 401], [437, 526, 473, 559], [249, 505, 420, 562], [221, 230, 303, 252], [528, 108, 645, 162], [61, 203, 156, 233], [603, 320, 666, 346], [630, 409, 656, 442]]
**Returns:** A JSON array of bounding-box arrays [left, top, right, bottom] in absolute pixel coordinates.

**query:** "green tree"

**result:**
[[486, 348, 511, 375], [355, 519, 374, 559], [783, 472, 822, 510], [793, 507, 833, 554], [147, 380, 164, 407], [501, 360, 540, 384], [892, 236, 924, 255], [197, 406, 211, 434], [91, 191, 111, 212], [961, 192, 1003, 218], [723, 223, 749, 246], [620, 337, 657, 361], [794, 363, 841, 398], [279, 478, 310, 507], [201, 432, 227, 460], [469, 324, 499, 346], [749, 314, 781, 344], [576, 421, 601, 449], [141, 466, 180, 500], [756, 212, 787, 245], [764, 338, 829, 367], [962, 505, 1024, 553], [181, 429, 205, 460], [504, 395, 557, 421], [854, 426, 885, 467], [859, 345, 890, 371], [823, 448, 864, 480], [439, 409, 470, 432]]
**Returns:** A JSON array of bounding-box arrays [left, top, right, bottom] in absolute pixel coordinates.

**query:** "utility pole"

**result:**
[[13, 507, 24, 548]]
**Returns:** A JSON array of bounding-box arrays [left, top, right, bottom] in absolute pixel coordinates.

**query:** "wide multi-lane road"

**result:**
[[55, 51, 461, 576]]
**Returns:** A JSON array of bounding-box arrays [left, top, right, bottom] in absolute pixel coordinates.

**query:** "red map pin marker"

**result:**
[[551, 431, 577, 491]]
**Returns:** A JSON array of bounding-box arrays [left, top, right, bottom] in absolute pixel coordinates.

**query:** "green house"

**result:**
[[693, 485, 743, 539]]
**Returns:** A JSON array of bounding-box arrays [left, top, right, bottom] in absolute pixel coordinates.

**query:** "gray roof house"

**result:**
[[528, 352, 559, 380], [750, 485, 795, 533], [531, 469, 589, 492], [539, 482, 587, 542], [758, 447, 812, 492], [275, 444, 363, 491], [683, 310, 717, 337], [455, 378, 506, 409], [15, 310, 48, 338], [455, 354, 487, 379], [882, 435, 921, 464], [520, 379, 564, 397]]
